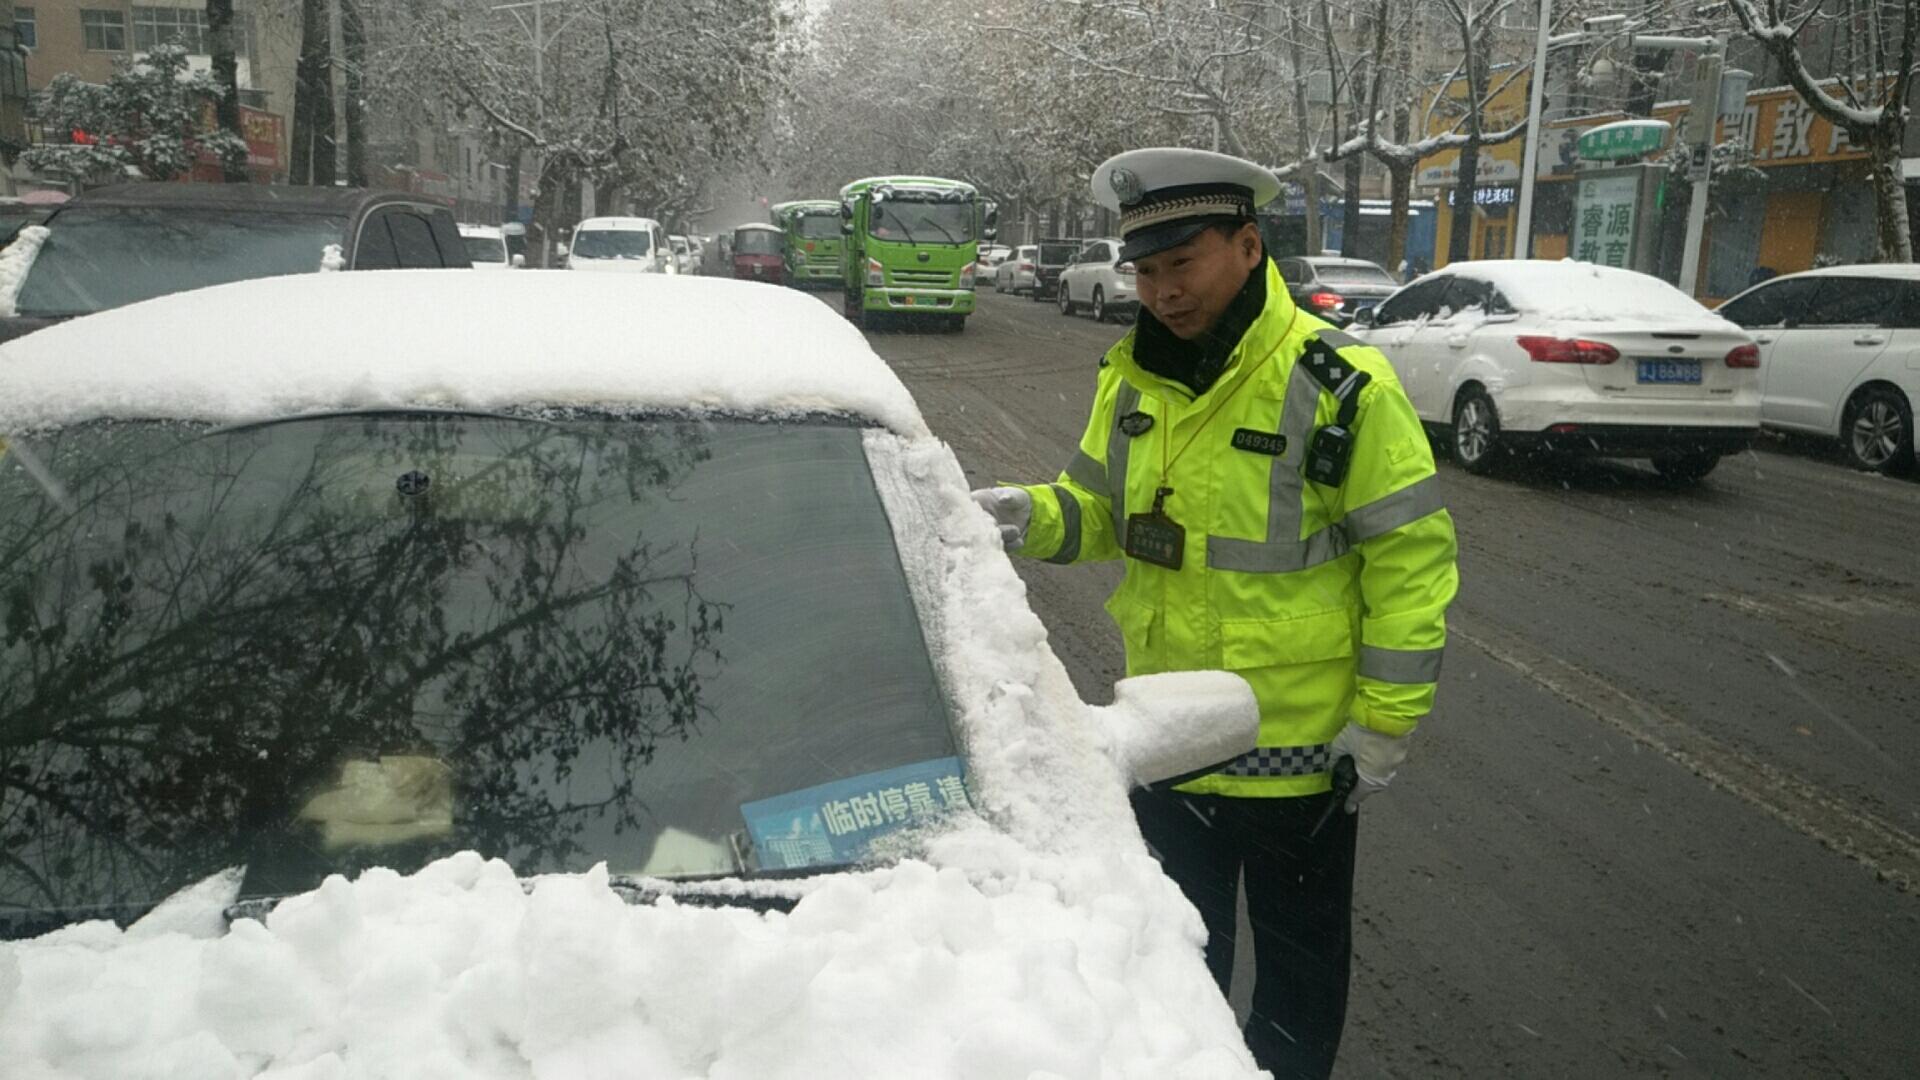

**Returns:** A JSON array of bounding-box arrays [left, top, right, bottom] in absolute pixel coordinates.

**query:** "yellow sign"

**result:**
[[1655, 86, 1865, 168]]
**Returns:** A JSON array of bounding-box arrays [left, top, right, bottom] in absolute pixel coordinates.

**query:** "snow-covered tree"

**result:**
[[1726, 0, 1916, 261], [23, 45, 248, 185]]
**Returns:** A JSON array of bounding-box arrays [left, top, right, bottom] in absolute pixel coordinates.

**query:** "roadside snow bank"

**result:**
[[1, 848, 1260, 1079]]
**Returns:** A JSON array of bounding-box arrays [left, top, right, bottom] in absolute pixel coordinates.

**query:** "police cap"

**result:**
[[1092, 148, 1283, 263]]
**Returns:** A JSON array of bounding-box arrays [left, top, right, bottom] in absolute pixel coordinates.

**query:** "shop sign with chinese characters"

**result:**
[[1573, 171, 1642, 269]]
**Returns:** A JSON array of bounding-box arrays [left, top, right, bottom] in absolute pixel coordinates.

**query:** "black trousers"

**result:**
[[1131, 787, 1359, 1080]]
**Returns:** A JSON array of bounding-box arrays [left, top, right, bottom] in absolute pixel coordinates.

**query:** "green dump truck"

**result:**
[[770, 200, 847, 289], [837, 176, 995, 331]]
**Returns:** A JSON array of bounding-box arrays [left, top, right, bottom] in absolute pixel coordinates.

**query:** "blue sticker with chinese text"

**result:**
[[740, 757, 971, 871]]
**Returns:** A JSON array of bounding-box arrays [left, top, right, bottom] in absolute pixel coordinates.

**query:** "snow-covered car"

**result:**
[[457, 223, 522, 270], [1350, 260, 1760, 482], [0, 183, 470, 343], [669, 233, 694, 274], [564, 215, 673, 274], [0, 271, 1263, 1078], [994, 244, 1039, 294], [1276, 255, 1400, 327], [1715, 264, 1920, 474], [1057, 237, 1138, 323]]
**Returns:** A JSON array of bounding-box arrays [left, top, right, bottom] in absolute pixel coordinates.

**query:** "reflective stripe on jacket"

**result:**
[[1017, 259, 1459, 797]]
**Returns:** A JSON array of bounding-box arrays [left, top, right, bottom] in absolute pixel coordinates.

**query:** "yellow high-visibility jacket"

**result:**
[[1016, 259, 1459, 797]]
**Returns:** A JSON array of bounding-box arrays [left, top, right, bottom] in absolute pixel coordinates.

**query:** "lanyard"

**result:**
[[1150, 307, 1298, 513]]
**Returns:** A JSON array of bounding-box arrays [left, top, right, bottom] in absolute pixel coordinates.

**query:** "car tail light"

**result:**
[[1309, 291, 1344, 311], [1725, 343, 1760, 368], [867, 258, 884, 287], [1020, 262, 1034, 272], [1516, 335, 1620, 365], [1117, 261, 1137, 274]]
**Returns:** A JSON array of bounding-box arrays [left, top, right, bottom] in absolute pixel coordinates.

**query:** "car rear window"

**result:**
[[14, 208, 349, 318], [734, 229, 781, 255], [461, 235, 507, 263], [0, 415, 961, 937], [1038, 242, 1076, 265], [1313, 263, 1396, 286]]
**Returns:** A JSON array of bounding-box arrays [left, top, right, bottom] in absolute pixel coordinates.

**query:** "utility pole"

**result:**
[[1513, 0, 1554, 259]]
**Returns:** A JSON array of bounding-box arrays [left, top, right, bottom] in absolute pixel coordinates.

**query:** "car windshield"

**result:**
[[1314, 263, 1396, 286], [461, 235, 507, 263], [570, 229, 652, 259], [13, 208, 349, 319], [734, 229, 781, 255], [0, 414, 961, 938], [871, 198, 975, 244], [797, 213, 841, 239]]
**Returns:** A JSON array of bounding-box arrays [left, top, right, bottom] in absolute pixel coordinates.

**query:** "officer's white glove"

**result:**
[[1328, 722, 1411, 814], [970, 486, 1032, 551]]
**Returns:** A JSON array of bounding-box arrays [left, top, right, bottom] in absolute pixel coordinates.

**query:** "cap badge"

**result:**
[[1110, 167, 1143, 205]]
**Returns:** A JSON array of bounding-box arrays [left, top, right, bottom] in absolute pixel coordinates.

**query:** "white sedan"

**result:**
[[1716, 264, 1920, 474], [1351, 260, 1760, 482], [0, 271, 1261, 1078]]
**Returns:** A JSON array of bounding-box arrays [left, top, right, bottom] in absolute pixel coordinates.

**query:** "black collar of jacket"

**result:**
[[1132, 254, 1270, 399]]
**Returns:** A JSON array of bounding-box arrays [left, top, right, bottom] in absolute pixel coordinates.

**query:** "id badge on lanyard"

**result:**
[[1125, 487, 1184, 570]]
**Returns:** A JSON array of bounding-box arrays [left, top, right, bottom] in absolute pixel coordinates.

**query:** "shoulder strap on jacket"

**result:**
[[1296, 330, 1372, 426]]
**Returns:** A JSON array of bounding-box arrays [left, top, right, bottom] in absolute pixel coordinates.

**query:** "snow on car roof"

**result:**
[[0, 270, 929, 437], [1440, 259, 1728, 324], [1778, 263, 1920, 280], [574, 216, 660, 231], [733, 222, 782, 233], [457, 223, 504, 238]]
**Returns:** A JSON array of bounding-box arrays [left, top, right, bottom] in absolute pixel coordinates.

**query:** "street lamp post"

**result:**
[[1513, 0, 1554, 260]]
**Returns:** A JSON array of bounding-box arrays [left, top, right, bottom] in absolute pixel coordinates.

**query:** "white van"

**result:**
[[565, 216, 674, 274]]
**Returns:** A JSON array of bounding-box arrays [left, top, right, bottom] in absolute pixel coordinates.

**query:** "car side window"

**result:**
[[428, 211, 469, 268], [1799, 277, 1903, 328], [1101, 242, 1118, 264], [387, 211, 444, 269], [1717, 277, 1820, 329], [1891, 282, 1920, 330], [352, 214, 400, 270], [1372, 277, 1448, 326], [1278, 258, 1305, 282], [1441, 277, 1493, 319]]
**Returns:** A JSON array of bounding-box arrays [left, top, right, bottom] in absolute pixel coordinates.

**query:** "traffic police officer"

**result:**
[[972, 148, 1458, 1078]]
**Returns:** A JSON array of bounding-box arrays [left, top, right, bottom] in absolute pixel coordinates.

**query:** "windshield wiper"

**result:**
[[208, 407, 550, 435]]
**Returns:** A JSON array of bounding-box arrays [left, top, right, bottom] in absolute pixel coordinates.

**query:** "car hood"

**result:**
[[1, 834, 1259, 1077]]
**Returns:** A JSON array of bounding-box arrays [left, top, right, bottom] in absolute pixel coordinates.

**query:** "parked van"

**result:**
[[565, 216, 673, 274]]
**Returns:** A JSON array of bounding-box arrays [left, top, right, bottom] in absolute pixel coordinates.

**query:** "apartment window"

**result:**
[[15, 7, 35, 49], [133, 6, 209, 54], [81, 9, 127, 52]]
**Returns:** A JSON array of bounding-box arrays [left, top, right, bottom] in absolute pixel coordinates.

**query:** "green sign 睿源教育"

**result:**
[[1572, 172, 1641, 269]]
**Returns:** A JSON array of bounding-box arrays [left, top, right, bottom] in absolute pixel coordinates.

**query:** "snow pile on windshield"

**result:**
[[318, 243, 345, 272], [0, 224, 49, 317], [1477, 259, 1735, 326], [0, 271, 928, 438], [1, 848, 1256, 1078]]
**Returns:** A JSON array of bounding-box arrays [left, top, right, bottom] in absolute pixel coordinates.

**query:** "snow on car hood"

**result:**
[[0, 427, 1263, 1078], [0, 270, 928, 438]]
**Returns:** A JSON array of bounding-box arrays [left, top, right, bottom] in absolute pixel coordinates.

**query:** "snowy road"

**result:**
[[824, 286, 1920, 1078]]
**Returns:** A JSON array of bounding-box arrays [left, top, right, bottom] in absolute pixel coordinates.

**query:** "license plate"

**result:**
[[1636, 359, 1701, 384]]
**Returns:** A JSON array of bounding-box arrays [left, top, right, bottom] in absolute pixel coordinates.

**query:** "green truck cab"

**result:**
[[837, 176, 995, 331], [770, 200, 847, 289]]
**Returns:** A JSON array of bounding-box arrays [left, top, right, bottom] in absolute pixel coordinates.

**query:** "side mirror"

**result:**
[[983, 226, 998, 241], [840, 201, 854, 219], [1350, 306, 1377, 328], [841, 220, 854, 236], [1091, 672, 1259, 789], [511, 253, 526, 268]]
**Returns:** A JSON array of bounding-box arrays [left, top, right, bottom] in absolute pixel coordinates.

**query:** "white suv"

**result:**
[[1716, 265, 1920, 474], [1057, 238, 1137, 323]]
